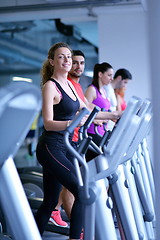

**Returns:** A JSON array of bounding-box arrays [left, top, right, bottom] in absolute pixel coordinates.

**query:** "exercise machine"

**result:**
[[64, 96, 154, 240], [0, 81, 42, 240]]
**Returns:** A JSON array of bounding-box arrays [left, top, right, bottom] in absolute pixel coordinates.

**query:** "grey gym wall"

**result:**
[[97, 4, 153, 160], [98, 5, 150, 102]]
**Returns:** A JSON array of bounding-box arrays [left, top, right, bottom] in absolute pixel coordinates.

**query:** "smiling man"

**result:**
[[67, 50, 86, 142]]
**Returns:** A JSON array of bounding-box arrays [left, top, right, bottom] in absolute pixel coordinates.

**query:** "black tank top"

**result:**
[[50, 78, 79, 120], [43, 78, 80, 136]]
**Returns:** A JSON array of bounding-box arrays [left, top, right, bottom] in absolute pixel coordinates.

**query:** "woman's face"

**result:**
[[51, 47, 72, 73], [100, 68, 114, 86]]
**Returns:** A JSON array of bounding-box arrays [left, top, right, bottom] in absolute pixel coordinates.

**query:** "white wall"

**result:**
[[97, 6, 151, 102]]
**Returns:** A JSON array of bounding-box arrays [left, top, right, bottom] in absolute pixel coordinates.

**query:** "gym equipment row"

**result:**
[[0, 81, 155, 240], [64, 96, 154, 240]]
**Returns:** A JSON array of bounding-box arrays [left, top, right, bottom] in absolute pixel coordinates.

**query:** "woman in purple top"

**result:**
[[85, 62, 114, 161], [87, 86, 111, 136]]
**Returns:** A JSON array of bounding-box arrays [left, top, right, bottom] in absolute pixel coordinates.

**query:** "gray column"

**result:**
[[148, 0, 160, 239]]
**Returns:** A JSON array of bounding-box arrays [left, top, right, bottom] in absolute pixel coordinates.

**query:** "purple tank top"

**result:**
[[87, 85, 110, 136]]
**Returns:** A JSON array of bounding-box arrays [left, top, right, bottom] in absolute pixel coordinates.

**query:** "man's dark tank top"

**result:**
[[43, 78, 80, 136]]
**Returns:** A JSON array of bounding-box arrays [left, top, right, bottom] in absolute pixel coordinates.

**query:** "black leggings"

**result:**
[[35, 133, 83, 239]]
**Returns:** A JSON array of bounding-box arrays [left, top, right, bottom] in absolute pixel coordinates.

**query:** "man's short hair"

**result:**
[[72, 50, 85, 59], [114, 68, 132, 80]]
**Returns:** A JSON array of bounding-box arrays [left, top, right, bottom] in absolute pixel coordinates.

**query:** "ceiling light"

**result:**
[[12, 76, 32, 83]]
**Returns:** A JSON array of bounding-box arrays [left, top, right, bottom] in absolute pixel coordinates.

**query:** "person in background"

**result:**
[[84, 62, 114, 161], [67, 50, 86, 142], [104, 68, 132, 111], [35, 42, 89, 240], [114, 87, 127, 111], [104, 68, 132, 130]]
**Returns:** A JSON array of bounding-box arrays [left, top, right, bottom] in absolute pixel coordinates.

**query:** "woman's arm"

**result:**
[[97, 110, 122, 121], [85, 85, 122, 121], [85, 85, 96, 104]]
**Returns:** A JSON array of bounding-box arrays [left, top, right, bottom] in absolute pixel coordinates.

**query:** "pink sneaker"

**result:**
[[80, 229, 84, 240], [80, 232, 84, 240], [49, 210, 68, 228]]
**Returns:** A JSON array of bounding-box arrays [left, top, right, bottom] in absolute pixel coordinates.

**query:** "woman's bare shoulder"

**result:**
[[42, 80, 56, 91], [85, 85, 96, 94]]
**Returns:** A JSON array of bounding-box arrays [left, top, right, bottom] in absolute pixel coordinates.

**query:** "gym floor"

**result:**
[[42, 231, 68, 240]]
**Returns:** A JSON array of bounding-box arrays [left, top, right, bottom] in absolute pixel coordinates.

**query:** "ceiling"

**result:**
[[0, 0, 146, 79]]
